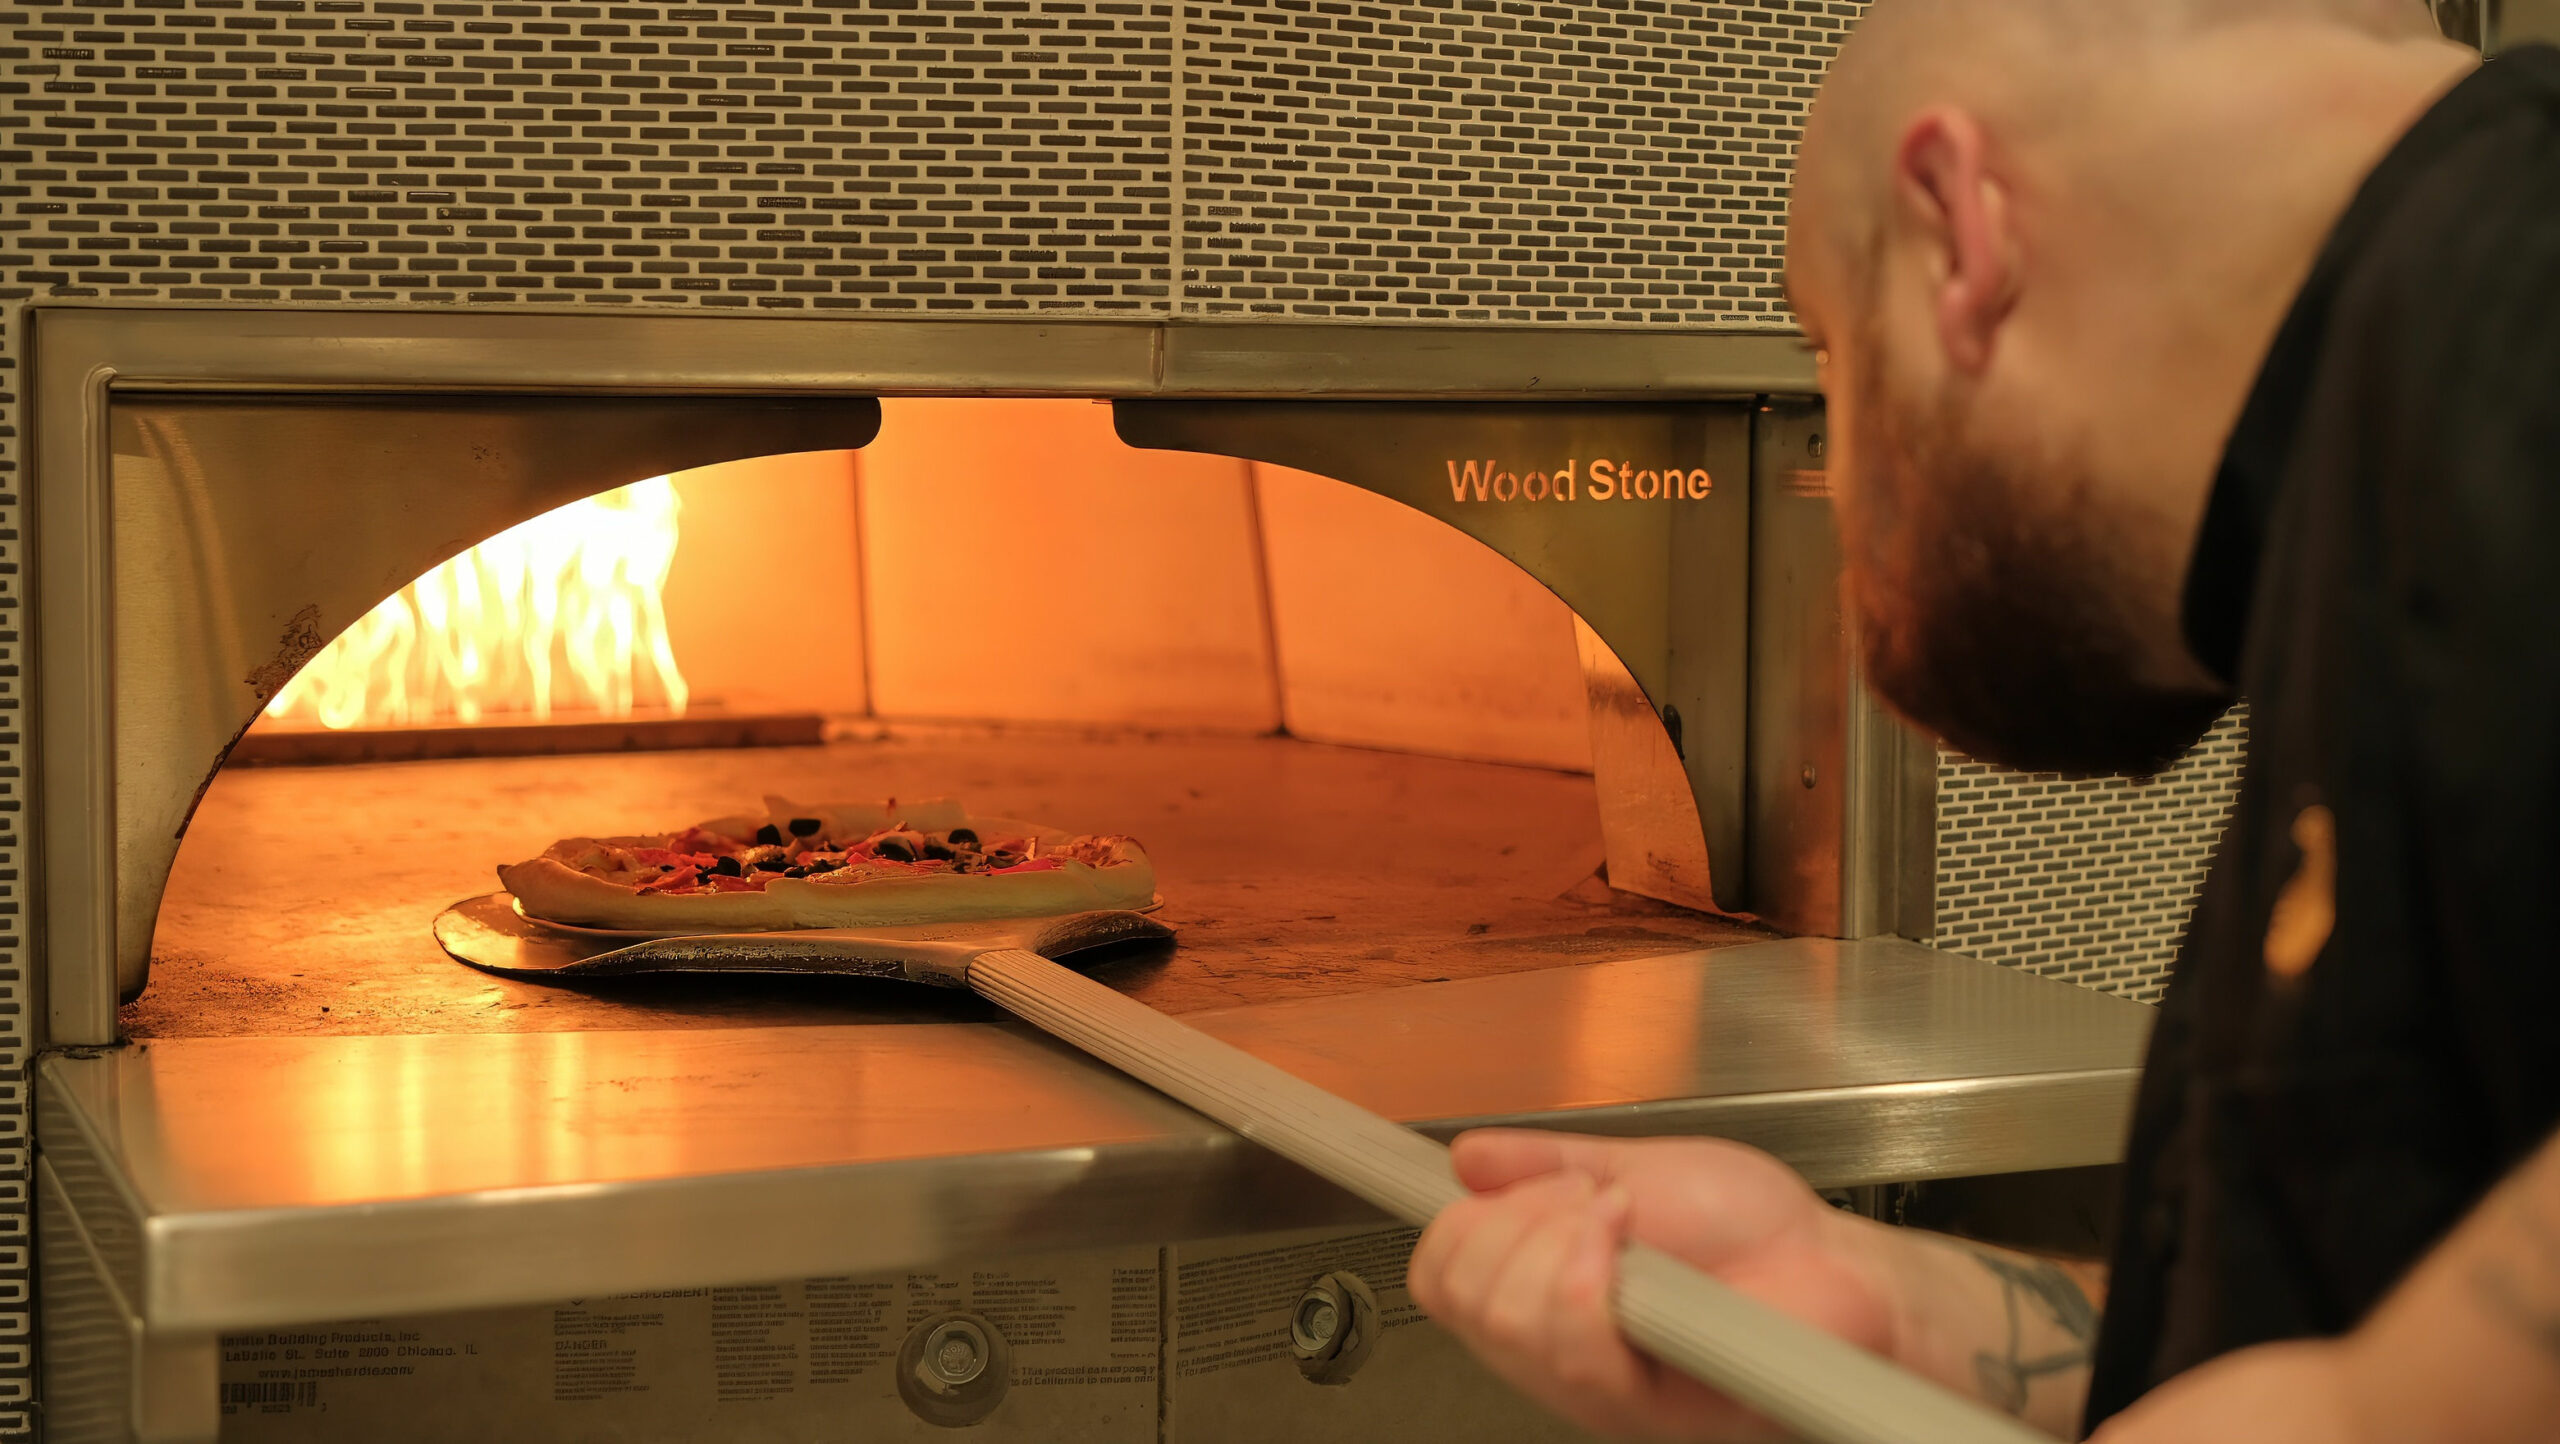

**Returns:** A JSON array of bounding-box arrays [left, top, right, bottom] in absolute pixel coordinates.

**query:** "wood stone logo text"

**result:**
[[1445, 459, 1713, 504]]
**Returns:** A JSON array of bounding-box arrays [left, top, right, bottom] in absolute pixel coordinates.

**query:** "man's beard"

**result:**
[[1841, 356, 2232, 778]]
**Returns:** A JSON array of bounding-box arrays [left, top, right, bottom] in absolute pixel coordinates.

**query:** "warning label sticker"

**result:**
[[216, 1251, 1158, 1443]]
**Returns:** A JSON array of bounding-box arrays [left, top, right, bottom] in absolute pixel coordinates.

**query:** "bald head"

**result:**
[[1825, 0, 2434, 115], [1839, 0, 2432, 63], [1800, 0, 2439, 296], [1781, 0, 2471, 773]]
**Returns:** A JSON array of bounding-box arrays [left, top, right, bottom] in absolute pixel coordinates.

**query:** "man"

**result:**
[[1407, 0, 2560, 1438]]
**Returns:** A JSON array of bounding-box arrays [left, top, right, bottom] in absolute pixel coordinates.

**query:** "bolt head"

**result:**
[[1291, 1282, 1352, 1360], [1299, 1297, 1340, 1345], [923, 1320, 987, 1385]]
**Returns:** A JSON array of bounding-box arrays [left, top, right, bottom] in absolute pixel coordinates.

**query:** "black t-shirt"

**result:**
[[2085, 45, 2560, 1428]]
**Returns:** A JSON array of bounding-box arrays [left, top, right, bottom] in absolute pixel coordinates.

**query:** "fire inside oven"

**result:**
[[131, 396, 1765, 1042]]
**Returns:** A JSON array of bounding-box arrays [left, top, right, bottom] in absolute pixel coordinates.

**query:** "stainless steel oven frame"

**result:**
[[26, 303, 1919, 1049], [9, 303, 2154, 1444]]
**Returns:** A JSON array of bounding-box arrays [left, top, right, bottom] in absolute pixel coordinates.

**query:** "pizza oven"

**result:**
[[0, 3, 2249, 1441], [22, 309, 2170, 1444], [57, 316, 1898, 1025]]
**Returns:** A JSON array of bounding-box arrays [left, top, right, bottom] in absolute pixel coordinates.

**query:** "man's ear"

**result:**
[[1893, 107, 2017, 375]]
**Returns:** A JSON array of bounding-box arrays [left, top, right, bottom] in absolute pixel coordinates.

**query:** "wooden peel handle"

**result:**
[[967, 948, 2057, 1444]]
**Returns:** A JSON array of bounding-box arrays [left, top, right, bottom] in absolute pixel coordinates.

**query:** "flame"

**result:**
[[263, 478, 691, 730]]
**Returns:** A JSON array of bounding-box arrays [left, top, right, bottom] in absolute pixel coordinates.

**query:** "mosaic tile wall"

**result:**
[[0, 302, 27, 1437], [1180, 1, 1850, 321], [1933, 711, 2249, 1004], [0, 0, 1855, 321]]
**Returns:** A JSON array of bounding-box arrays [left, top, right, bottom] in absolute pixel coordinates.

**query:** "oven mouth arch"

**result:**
[[29, 305, 1827, 1046]]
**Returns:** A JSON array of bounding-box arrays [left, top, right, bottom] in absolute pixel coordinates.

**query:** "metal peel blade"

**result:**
[[433, 893, 1172, 982]]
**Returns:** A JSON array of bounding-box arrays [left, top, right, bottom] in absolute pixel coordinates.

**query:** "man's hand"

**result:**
[[1408, 1129, 2104, 1440], [1406, 1130, 1899, 1442]]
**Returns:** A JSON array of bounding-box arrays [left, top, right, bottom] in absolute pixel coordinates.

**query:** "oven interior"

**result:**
[[104, 390, 1857, 1041]]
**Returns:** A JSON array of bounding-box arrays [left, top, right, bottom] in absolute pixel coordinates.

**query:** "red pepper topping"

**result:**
[[989, 858, 1063, 875]]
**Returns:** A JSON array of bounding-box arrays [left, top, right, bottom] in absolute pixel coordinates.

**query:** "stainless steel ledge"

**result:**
[[34, 938, 2150, 1334]]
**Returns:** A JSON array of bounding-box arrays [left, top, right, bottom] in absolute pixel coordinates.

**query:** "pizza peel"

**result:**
[[435, 893, 2053, 1444], [435, 891, 1173, 981]]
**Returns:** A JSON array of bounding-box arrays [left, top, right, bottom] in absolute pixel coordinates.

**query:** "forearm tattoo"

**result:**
[[1962, 1246, 2100, 1416]]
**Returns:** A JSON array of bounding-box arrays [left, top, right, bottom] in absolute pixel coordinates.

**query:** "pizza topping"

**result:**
[[529, 803, 1144, 902], [502, 796, 1157, 931]]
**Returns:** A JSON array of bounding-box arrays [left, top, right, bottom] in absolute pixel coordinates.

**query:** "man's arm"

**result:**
[[1407, 1130, 2107, 1440], [2093, 1126, 2560, 1442], [1884, 1231, 2108, 1428], [1427, 1123, 2560, 1444]]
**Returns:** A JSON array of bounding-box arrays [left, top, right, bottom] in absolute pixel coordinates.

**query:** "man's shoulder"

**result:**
[[2301, 78, 2560, 555], [2330, 58, 2560, 414]]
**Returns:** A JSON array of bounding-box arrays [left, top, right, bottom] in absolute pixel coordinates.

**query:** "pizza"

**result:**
[[499, 795, 1155, 932]]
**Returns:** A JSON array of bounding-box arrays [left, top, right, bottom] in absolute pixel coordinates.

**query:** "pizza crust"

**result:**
[[500, 796, 1155, 932]]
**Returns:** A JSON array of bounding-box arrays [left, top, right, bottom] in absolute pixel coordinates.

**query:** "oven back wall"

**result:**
[[660, 449, 871, 718], [650, 404, 1596, 769]]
